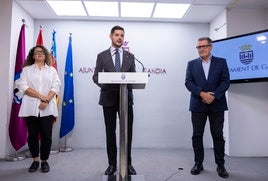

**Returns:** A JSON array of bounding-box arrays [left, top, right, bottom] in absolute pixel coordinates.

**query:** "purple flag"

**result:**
[[9, 24, 28, 151]]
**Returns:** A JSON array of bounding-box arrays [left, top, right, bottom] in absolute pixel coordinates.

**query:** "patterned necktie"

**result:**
[[114, 48, 120, 72]]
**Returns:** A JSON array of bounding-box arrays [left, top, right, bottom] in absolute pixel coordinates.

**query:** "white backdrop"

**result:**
[[32, 20, 211, 149], [2, 1, 267, 158]]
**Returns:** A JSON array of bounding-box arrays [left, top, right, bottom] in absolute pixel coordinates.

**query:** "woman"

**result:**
[[18, 45, 61, 172]]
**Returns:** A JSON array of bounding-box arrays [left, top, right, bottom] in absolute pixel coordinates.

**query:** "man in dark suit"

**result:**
[[185, 37, 230, 178], [92, 25, 136, 176]]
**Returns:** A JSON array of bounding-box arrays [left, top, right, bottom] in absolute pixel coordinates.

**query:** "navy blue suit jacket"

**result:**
[[185, 56, 230, 112], [93, 48, 136, 106]]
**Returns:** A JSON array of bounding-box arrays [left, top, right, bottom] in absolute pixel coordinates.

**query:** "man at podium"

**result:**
[[92, 25, 137, 176]]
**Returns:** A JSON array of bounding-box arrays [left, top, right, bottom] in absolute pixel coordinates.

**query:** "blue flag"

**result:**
[[60, 35, 75, 138], [50, 30, 58, 70]]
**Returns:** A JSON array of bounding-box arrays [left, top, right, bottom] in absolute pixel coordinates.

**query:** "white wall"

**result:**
[[5, 1, 268, 158], [210, 10, 227, 41], [228, 83, 268, 156], [225, 7, 268, 156], [0, 0, 13, 159], [0, 1, 34, 158], [0, 2, 216, 158], [33, 20, 211, 150], [227, 8, 267, 37]]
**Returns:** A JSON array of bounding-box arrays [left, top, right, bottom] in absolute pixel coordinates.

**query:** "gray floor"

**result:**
[[0, 148, 268, 181]]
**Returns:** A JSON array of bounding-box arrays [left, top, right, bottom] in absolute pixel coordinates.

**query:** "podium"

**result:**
[[99, 72, 148, 181]]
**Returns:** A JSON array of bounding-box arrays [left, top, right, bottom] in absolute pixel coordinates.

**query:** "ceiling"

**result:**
[[16, 0, 268, 23]]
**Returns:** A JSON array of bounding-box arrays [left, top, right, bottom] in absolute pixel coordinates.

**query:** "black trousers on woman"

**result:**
[[103, 105, 133, 167], [191, 111, 225, 166], [25, 115, 54, 161]]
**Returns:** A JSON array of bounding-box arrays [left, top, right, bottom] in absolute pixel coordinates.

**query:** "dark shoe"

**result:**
[[104, 165, 117, 175], [190, 163, 203, 175], [217, 165, 229, 178], [41, 161, 50, 173], [128, 165, 137, 175], [28, 161, 39, 172]]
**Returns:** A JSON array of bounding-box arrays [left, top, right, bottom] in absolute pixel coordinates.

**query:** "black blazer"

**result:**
[[93, 48, 136, 106], [185, 56, 230, 112]]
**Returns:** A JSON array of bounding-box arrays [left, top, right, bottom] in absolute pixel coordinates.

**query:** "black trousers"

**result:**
[[191, 111, 225, 166], [103, 105, 133, 167], [25, 115, 54, 160]]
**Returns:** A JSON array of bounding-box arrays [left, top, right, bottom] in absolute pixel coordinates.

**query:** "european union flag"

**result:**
[[60, 35, 75, 138]]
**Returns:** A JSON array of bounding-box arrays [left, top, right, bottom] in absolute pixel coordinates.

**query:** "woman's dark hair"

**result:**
[[23, 45, 51, 67]]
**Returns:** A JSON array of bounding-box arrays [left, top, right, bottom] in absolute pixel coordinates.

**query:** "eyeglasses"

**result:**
[[196, 45, 211, 49], [34, 50, 45, 55]]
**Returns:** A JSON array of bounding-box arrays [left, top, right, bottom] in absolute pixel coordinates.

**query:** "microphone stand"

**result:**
[[125, 50, 147, 73], [134, 57, 145, 72]]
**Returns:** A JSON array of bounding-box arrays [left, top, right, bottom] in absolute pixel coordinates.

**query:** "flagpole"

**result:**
[[59, 136, 73, 152], [5, 151, 27, 161]]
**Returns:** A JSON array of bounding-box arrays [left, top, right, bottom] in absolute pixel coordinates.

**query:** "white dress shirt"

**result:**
[[201, 55, 212, 80], [18, 64, 61, 117]]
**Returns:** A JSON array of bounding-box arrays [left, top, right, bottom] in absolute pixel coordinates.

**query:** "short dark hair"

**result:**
[[110, 25, 124, 35], [198, 37, 212, 45]]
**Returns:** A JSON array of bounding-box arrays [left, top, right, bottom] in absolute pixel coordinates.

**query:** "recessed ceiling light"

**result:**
[[47, 0, 87, 16], [153, 3, 190, 19], [121, 2, 154, 18], [84, 1, 119, 17]]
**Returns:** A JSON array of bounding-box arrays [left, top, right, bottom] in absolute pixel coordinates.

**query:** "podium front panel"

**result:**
[[98, 72, 148, 84]]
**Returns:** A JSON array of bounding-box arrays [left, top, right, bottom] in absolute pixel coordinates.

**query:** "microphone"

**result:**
[[134, 57, 145, 72], [132, 55, 150, 77], [126, 51, 145, 72]]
